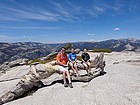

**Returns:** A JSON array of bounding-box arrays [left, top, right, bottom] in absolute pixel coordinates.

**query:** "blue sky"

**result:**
[[0, 0, 140, 43]]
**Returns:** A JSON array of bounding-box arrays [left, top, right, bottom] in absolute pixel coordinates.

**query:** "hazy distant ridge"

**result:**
[[0, 38, 140, 64]]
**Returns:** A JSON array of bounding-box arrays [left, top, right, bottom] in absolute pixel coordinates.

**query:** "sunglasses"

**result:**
[[62, 49, 66, 51]]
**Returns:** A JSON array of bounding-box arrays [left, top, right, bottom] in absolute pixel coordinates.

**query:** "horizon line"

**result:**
[[0, 38, 139, 44]]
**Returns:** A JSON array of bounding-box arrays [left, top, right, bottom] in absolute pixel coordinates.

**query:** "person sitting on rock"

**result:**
[[68, 47, 80, 77], [81, 48, 92, 76], [56, 47, 73, 88]]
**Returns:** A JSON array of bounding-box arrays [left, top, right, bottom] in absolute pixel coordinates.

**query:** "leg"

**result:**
[[74, 63, 80, 77], [87, 62, 91, 73], [63, 71, 67, 85], [69, 62, 75, 74], [87, 62, 93, 75], [66, 71, 71, 84], [82, 63, 89, 74], [66, 71, 73, 88]]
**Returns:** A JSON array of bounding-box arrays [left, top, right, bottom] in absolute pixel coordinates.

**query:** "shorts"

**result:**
[[82, 61, 91, 68], [69, 61, 77, 68], [56, 65, 68, 72]]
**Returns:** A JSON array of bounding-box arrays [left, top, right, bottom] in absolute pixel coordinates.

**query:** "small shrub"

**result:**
[[27, 59, 41, 65], [27, 57, 56, 65], [64, 43, 73, 50], [43, 58, 56, 63], [77, 56, 82, 61], [91, 48, 112, 53]]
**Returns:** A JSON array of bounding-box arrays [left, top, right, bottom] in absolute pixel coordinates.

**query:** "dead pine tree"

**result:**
[[0, 53, 105, 105]]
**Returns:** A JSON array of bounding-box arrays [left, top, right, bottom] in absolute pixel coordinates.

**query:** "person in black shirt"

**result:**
[[81, 48, 92, 76]]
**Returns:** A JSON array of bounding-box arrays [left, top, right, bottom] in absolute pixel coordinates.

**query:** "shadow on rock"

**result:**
[[22, 71, 107, 99]]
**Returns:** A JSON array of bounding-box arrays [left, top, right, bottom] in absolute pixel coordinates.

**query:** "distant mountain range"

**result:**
[[0, 38, 140, 64]]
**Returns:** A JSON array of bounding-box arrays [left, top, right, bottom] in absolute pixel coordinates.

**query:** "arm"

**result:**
[[81, 54, 86, 63], [86, 53, 90, 62], [56, 54, 65, 66], [75, 54, 77, 62], [57, 61, 67, 66], [68, 54, 72, 62], [88, 53, 90, 61]]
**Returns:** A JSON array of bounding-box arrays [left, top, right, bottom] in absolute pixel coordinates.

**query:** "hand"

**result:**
[[71, 61, 75, 64], [63, 64, 68, 67], [56, 70, 62, 74]]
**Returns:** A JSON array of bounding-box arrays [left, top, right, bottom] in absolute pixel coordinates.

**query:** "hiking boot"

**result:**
[[92, 71, 96, 74], [0, 98, 3, 105], [87, 71, 93, 76], [64, 83, 68, 87], [76, 73, 80, 77], [89, 72, 93, 76], [87, 73, 91, 76], [68, 83, 73, 88], [74, 73, 77, 77], [70, 72, 74, 76]]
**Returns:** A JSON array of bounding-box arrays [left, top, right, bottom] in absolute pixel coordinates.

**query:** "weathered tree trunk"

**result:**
[[71, 70, 103, 82], [0, 53, 105, 105], [75, 52, 105, 72]]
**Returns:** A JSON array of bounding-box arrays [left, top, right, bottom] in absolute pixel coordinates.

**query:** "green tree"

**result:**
[[92, 48, 112, 53], [64, 43, 73, 50]]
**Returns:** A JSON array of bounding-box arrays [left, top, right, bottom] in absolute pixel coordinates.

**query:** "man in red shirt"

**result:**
[[56, 47, 73, 88]]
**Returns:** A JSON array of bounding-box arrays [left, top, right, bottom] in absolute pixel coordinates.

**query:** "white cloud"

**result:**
[[88, 33, 95, 36], [0, 0, 137, 22], [0, 1, 78, 22], [0, 0, 107, 22], [0, 34, 48, 42], [0, 34, 21, 42], [94, 6, 105, 13], [114, 27, 120, 31], [0, 26, 62, 30], [0, 6, 60, 21]]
